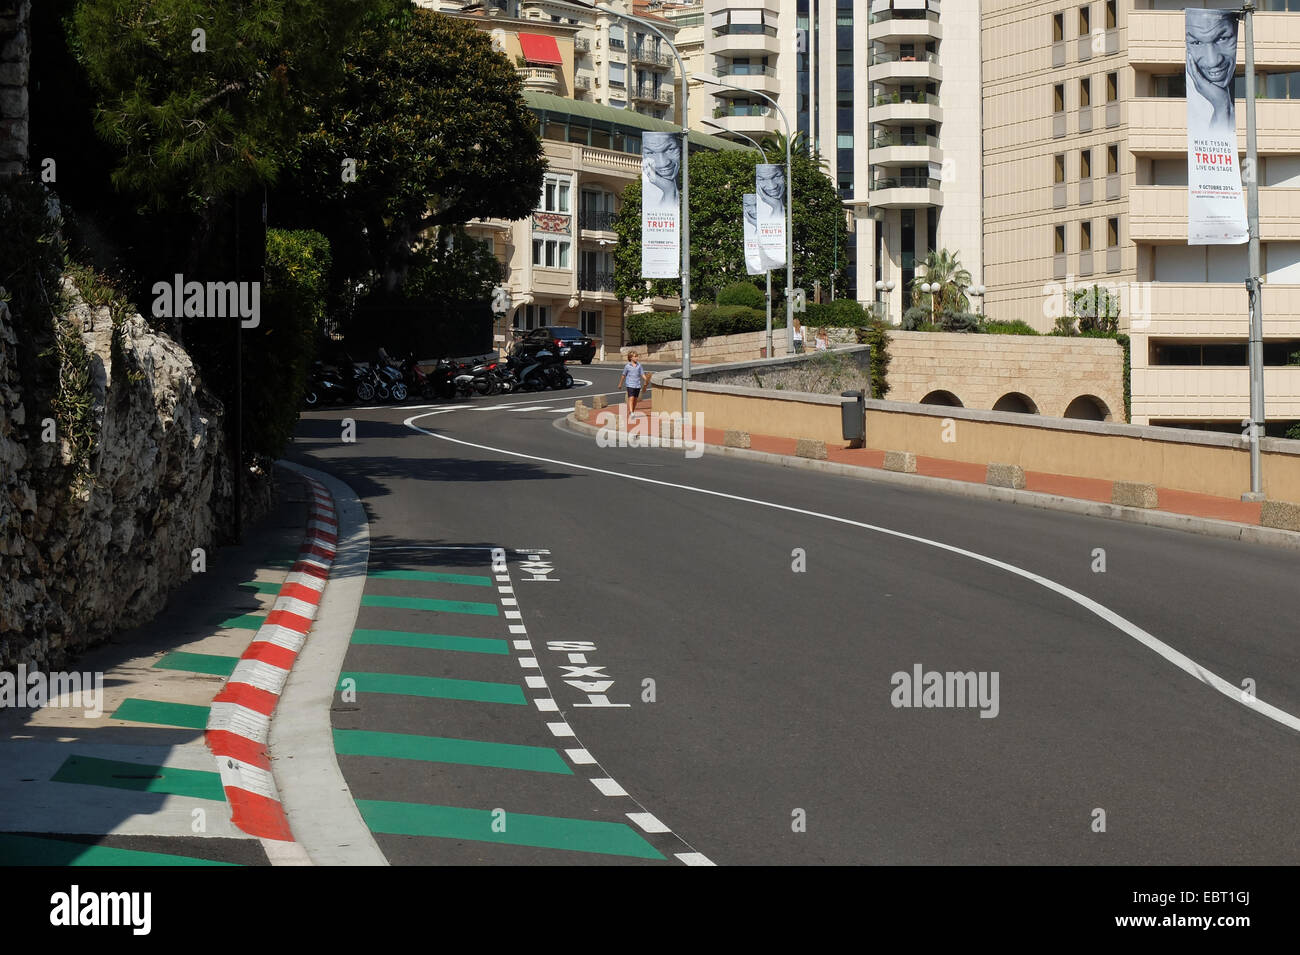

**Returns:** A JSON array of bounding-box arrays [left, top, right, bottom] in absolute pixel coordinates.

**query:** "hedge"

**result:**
[[626, 305, 781, 344]]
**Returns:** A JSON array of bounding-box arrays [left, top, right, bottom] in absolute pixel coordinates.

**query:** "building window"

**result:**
[[1105, 0, 1116, 31], [1107, 217, 1120, 247], [1053, 12, 1064, 43], [1080, 77, 1091, 108], [515, 304, 550, 331], [1054, 154, 1066, 184], [1106, 72, 1118, 103], [532, 237, 571, 269], [580, 309, 603, 337], [1055, 225, 1066, 255], [540, 174, 571, 213], [1054, 84, 1065, 113], [837, 133, 853, 149], [1081, 148, 1092, 179], [1079, 5, 1090, 37], [1154, 74, 1187, 98], [1080, 221, 1092, 252], [1107, 144, 1119, 175]]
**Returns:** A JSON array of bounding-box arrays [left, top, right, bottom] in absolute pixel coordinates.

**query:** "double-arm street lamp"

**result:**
[[693, 75, 795, 353]]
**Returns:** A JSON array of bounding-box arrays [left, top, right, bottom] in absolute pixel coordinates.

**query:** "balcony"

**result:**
[[578, 270, 616, 294], [579, 210, 618, 233], [579, 146, 640, 175], [869, 131, 942, 168], [630, 46, 672, 69], [1126, 283, 1300, 338], [869, 12, 942, 43], [576, 74, 591, 90], [516, 66, 559, 93], [710, 29, 781, 57], [1132, 365, 1300, 421], [575, 36, 590, 54], [870, 175, 944, 209], [632, 84, 673, 106], [1129, 186, 1300, 243], [715, 67, 781, 95], [1129, 10, 1300, 68], [871, 93, 942, 126], [1128, 98, 1300, 155], [868, 51, 942, 85]]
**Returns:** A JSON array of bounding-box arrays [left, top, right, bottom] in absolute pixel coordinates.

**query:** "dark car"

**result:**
[[521, 325, 596, 364]]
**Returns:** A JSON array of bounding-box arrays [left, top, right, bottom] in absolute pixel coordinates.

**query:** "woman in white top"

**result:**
[[815, 327, 830, 351], [792, 317, 804, 353]]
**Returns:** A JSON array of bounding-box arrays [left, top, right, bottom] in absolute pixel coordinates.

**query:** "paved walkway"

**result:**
[[589, 399, 1269, 530]]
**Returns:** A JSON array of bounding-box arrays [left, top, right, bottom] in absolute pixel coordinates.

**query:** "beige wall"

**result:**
[[887, 330, 1127, 421]]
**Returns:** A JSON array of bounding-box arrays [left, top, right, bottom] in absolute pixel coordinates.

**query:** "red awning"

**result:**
[[518, 33, 563, 66]]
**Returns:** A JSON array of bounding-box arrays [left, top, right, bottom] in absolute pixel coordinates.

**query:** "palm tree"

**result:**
[[911, 248, 972, 318], [758, 130, 832, 177]]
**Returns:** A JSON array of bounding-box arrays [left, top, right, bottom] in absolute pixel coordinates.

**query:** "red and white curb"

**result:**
[[205, 477, 337, 842]]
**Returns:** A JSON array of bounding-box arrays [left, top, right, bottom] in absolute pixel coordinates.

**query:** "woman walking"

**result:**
[[619, 352, 650, 419]]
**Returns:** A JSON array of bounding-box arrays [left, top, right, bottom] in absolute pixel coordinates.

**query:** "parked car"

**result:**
[[520, 326, 596, 364]]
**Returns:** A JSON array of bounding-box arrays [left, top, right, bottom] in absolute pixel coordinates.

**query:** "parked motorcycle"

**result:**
[[374, 348, 408, 402], [302, 361, 351, 407]]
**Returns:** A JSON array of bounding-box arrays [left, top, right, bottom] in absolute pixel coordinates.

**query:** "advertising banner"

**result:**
[[743, 194, 766, 275], [755, 163, 788, 268], [641, 131, 681, 278], [1185, 8, 1248, 245]]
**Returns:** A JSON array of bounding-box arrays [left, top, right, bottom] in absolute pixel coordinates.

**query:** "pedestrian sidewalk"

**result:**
[[0, 466, 328, 866], [580, 401, 1286, 538]]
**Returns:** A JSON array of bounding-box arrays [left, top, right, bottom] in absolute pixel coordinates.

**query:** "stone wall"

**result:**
[[885, 330, 1127, 422], [622, 327, 856, 365], [0, 0, 30, 179], [689, 346, 873, 397], [0, 280, 230, 671]]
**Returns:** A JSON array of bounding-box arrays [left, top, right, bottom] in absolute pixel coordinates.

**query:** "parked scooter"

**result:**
[[303, 361, 351, 407], [374, 348, 408, 402]]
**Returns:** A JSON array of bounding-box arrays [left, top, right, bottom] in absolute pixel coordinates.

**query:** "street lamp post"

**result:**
[[1242, 0, 1266, 500], [700, 119, 773, 356], [694, 75, 794, 354]]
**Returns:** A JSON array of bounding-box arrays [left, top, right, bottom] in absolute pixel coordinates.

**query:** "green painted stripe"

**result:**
[[369, 570, 492, 587], [238, 580, 282, 595], [51, 755, 226, 801], [361, 595, 499, 616], [153, 651, 238, 677], [357, 801, 664, 860], [112, 698, 209, 729], [339, 672, 525, 705], [351, 629, 507, 655], [334, 729, 571, 774], [0, 833, 236, 867], [218, 612, 266, 630]]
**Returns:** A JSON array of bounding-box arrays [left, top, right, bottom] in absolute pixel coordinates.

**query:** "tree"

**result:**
[[910, 248, 972, 317], [277, 8, 547, 295], [611, 146, 847, 306]]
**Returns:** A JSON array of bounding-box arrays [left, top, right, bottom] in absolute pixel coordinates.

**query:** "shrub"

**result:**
[[716, 281, 766, 310], [1052, 315, 1079, 336], [1288, 421, 1300, 440], [982, 319, 1039, 335], [939, 310, 981, 333], [803, 299, 871, 329], [901, 306, 931, 330], [626, 310, 683, 345], [853, 318, 892, 399]]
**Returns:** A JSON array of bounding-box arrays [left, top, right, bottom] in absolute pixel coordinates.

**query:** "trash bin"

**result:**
[[841, 390, 865, 447]]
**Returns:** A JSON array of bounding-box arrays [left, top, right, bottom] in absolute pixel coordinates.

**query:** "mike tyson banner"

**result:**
[[1185, 8, 1248, 245], [743, 194, 766, 275], [641, 131, 681, 278], [755, 164, 787, 268]]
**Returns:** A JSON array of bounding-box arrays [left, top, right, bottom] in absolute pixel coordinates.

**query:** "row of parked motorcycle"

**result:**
[[303, 344, 576, 407]]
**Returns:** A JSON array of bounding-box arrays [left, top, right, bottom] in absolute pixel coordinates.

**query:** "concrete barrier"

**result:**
[[1113, 481, 1159, 508], [986, 463, 1026, 490], [592, 395, 607, 410], [883, 450, 917, 473], [574, 401, 591, 423], [796, 438, 828, 460], [724, 429, 751, 449], [1261, 499, 1300, 531]]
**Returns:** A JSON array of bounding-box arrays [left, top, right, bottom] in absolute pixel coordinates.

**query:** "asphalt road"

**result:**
[[287, 366, 1300, 865]]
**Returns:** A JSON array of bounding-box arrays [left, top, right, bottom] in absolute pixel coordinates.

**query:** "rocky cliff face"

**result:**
[[0, 281, 229, 670]]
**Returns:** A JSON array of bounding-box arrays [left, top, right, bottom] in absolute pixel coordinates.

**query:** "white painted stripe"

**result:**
[[676, 852, 716, 866], [525, 675, 547, 688], [495, 574, 511, 582], [261, 838, 312, 866], [254, 625, 308, 653], [307, 518, 337, 533], [512, 639, 533, 650], [272, 595, 320, 619], [518, 658, 539, 668], [626, 812, 670, 834], [405, 412, 1300, 735], [546, 407, 576, 413], [591, 778, 627, 797], [534, 698, 558, 712], [504, 610, 522, 619], [472, 404, 515, 411], [509, 625, 528, 634], [207, 702, 271, 743], [229, 658, 291, 695], [568, 653, 587, 664], [305, 536, 337, 554], [565, 748, 596, 765], [498, 586, 514, 594], [297, 554, 331, 570], [216, 757, 279, 801], [506, 405, 555, 412], [286, 571, 327, 593], [547, 722, 575, 737], [501, 597, 517, 606]]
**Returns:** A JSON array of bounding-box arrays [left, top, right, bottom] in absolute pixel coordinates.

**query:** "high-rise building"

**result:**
[[983, 0, 1300, 430]]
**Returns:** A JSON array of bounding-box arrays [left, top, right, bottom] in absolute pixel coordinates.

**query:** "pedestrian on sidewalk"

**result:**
[[792, 317, 805, 353], [620, 352, 650, 419], [815, 327, 830, 351]]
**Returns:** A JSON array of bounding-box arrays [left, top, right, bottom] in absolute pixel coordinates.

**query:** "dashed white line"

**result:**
[[591, 778, 628, 797], [512, 639, 533, 650], [518, 657, 539, 669], [501, 597, 517, 606], [525, 676, 547, 688], [675, 852, 716, 866], [508, 625, 528, 634], [534, 698, 559, 712], [504, 610, 522, 619], [565, 748, 597, 765], [547, 722, 575, 737], [626, 812, 671, 834], [568, 653, 587, 664]]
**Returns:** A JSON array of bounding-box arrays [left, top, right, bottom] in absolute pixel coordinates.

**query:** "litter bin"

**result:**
[[841, 390, 865, 447]]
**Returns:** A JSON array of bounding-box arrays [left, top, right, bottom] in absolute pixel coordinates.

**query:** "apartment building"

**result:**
[[700, 0, 981, 318], [983, 0, 1300, 429]]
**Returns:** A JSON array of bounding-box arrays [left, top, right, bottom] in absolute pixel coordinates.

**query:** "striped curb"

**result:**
[[205, 476, 337, 841]]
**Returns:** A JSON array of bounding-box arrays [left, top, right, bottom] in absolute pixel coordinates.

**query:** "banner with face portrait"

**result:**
[[754, 164, 787, 269], [1185, 8, 1248, 245], [641, 131, 681, 278], [743, 194, 766, 275]]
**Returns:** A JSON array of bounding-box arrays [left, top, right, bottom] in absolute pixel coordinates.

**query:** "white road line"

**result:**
[[591, 778, 628, 797], [675, 852, 716, 866], [534, 698, 559, 712], [525, 675, 547, 688], [518, 657, 539, 668], [508, 624, 528, 634], [565, 748, 597, 765], [504, 610, 522, 619], [498, 586, 514, 594], [627, 812, 671, 834], [547, 722, 575, 737], [495, 574, 511, 582], [405, 411, 1300, 736], [513, 639, 533, 650], [546, 407, 576, 413], [568, 653, 587, 664], [507, 405, 556, 413]]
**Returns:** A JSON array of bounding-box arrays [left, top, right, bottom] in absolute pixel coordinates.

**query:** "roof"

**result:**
[[523, 91, 744, 151]]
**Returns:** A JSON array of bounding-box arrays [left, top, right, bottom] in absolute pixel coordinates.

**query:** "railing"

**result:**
[[610, 37, 625, 50], [630, 46, 672, 68], [873, 92, 939, 107], [872, 176, 942, 190], [633, 84, 673, 105], [712, 25, 779, 38], [579, 210, 618, 232], [576, 74, 591, 89], [714, 104, 772, 118], [516, 66, 559, 89], [869, 10, 940, 25], [720, 64, 777, 78], [578, 270, 616, 293], [580, 146, 640, 172], [575, 36, 590, 53], [870, 51, 940, 66], [871, 131, 941, 149]]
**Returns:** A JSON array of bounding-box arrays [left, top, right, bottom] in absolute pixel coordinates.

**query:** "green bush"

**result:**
[[803, 299, 872, 328], [697, 305, 766, 337], [245, 229, 331, 459], [1287, 421, 1300, 440], [939, 310, 981, 333], [716, 281, 766, 310], [982, 319, 1039, 335], [853, 318, 892, 399], [626, 310, 684, 345], [901, 306, 931, 330]]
